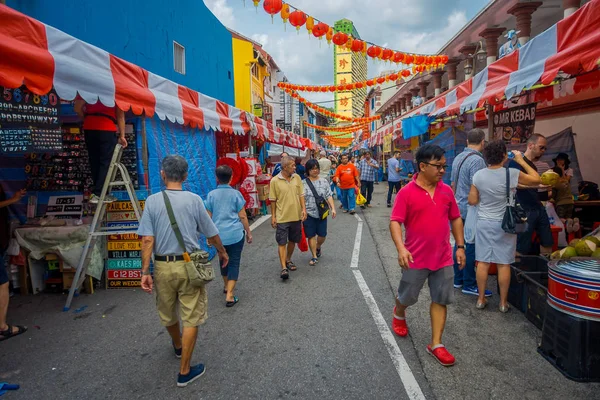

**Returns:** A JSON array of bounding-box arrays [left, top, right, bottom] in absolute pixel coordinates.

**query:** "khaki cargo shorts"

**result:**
[[154, 260, 208, 328]]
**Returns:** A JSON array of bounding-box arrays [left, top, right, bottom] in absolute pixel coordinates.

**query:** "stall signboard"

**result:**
[[107, 279, 141, 288], [107, 270, 143, 280], [492, 103, 537, 144], [107, 211, 139, 222], [253, 104, 263, 117], [107, 241, 142, 251], [106, 202, 144, 288], [45, 195, 84, 219], [0, 86, 62, 153], [383, 135, 392, 153], [106, 259, 142, 269]]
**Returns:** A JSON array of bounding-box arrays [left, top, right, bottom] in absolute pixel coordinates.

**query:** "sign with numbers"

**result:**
[[0, 86, 62, 153], [45, 195, 84, 218]]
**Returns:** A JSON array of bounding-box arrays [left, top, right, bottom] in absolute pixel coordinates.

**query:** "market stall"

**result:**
[[0, 4, 310, 295]]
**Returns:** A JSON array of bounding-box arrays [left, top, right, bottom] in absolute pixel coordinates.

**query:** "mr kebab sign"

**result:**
[[492, 103, 537, 144]]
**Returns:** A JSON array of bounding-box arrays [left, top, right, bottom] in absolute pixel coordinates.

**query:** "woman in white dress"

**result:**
[[468, 140, 540, 312]]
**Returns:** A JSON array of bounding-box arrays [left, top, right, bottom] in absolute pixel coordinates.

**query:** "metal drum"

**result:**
[[548, 260, 600, 321]]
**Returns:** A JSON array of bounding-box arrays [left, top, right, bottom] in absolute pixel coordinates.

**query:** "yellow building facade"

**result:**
[[230, 30, 274, 121]]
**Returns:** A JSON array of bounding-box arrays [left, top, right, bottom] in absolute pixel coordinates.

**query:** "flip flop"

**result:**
[[226, 296, 239, 308], [309, 258, 318, 266], [0, 325, 27, 342], [280, 268, 289, 280]]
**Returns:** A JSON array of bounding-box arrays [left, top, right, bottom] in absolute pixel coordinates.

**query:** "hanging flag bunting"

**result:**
[[304, 121, 369, 133]]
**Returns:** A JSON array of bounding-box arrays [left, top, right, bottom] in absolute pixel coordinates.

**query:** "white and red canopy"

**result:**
[[0, 4, 310, 149], [391, 0, 600, 125]]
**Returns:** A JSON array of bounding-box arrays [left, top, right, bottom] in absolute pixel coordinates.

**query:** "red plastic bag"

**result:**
[[298, 224, 309, 252]]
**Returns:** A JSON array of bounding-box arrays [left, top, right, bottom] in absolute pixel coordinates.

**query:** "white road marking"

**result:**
[[249, 215, 270, 231], [351, 214, 426, 400], [350, 214, 363, 269]]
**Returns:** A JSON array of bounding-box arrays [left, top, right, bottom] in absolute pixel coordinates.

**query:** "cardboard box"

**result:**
[[62, 271, 75, 289]]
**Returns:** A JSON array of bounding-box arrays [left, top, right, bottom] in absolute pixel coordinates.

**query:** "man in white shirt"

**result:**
[[318, 151, 332, 182]]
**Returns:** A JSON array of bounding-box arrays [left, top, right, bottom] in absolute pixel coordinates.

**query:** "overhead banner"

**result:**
[[383, 135, 392, 153], [492, 103, 537, 144]]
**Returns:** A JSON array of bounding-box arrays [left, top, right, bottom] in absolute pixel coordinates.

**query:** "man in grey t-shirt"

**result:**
[[450, 129, 491, 298], [138, 155, 228, 387]]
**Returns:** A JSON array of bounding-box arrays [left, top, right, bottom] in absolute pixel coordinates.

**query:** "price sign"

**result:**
[[0, 86, 62, 153], [46, 195, 84, 218]]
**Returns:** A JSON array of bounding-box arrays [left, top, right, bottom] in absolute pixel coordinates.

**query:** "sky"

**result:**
[[203, 0, 491, 105]]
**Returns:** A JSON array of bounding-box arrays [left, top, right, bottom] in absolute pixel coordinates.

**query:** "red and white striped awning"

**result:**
[[395, 0, 600, 121], [0, 4, 309, 148]]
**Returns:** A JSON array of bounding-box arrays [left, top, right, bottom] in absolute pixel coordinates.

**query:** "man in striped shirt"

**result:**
[[357, 151, 379, 208]]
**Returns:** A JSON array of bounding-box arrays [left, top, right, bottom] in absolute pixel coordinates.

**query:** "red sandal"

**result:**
[[426, 344, 456, 367], [392, 307, 408, 337]]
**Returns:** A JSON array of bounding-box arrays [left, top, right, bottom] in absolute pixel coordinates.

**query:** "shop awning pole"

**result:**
[[141, 117, 149, 192], [487, 104, 494, 141]]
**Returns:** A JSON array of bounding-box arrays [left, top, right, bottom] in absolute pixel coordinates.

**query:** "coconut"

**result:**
[[541, 170, 560, 187], [592, 249, 600, 259], [550, 250, 561, 260], [585, 236, 600, 247], [575, 239, 597, 257], [569, 238, 581, 247], [559, 246, 578, 259]]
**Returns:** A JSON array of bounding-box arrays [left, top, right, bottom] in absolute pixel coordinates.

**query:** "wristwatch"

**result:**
[[456, 245, 465, 249]]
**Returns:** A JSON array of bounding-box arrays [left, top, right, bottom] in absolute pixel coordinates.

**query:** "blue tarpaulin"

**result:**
[[145, 116, 217, 257], [402, 115, 434, 139], [425, 128, 467, 186]]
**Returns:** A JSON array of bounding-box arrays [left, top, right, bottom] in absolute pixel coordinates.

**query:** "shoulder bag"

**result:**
[[306, 179, 330, 220], [501, 168, 528, 234], [162, 191, 214, 287]]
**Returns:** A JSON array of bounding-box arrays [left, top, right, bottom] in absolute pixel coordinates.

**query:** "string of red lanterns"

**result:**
[[279, 69, 414, 94], [255, 0, 449, 67], [284, 88, 381, 123], [304, 121, 369, 133]]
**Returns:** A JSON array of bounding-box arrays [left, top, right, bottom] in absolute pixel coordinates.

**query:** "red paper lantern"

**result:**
[[319, 86, 328, 93], [298, 86, 306, 91], [401, 69, 411, 78], [389, 73, 398, 81], [326, 27, 334, 45], [382, 49, 393, 61], [392, 52, 405, 64], [345, 84, 354, 91], [367, 46, 382, 59], [355, 82, 364, 89], [440, 55, 449, 64], [306, 87, 314, 92], [263, 0, 283, 21], [312, 22, 329, 38], [405, 54, 414, 64], [366, 79, 375, 86], [328, 86, 336, 92], [415, 55, 425, 65], [376, 77, 386, 84], [351, 39, 364, 53], [434, 55, 442, 64], [289, 10, 307, 31], [336, 85, 345, 91], [332, 32, 349, 46], [426, 56, 434, 65]]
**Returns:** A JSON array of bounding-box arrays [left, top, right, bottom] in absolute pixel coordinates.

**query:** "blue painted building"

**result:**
[[7, 0, 234, 104]]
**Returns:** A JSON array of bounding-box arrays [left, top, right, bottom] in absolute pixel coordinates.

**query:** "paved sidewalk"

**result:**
[[358, 182, 599, 400]]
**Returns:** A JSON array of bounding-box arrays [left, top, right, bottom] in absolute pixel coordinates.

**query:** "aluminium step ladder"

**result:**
[[63, 143, 143, 311]]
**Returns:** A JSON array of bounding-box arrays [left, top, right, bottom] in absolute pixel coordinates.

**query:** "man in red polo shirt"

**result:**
[[389, 144, 466, 367]]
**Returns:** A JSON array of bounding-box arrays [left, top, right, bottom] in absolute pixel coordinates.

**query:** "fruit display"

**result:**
[[552, 236, 600, 259]]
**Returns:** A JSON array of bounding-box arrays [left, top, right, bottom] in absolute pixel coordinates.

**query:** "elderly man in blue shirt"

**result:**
[[450, 129, 492, 297]]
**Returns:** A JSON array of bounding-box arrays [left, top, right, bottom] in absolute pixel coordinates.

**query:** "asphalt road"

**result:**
[[2, 183, 599, 399]]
